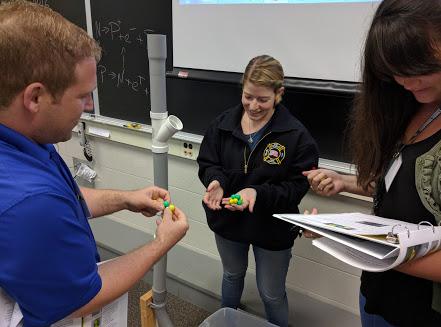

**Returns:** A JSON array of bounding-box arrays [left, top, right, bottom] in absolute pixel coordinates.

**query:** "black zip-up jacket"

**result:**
[[197, 103, 319, 250]]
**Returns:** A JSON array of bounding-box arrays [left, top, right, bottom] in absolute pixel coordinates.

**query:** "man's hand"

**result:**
[[222, 188, 257, 213], [203, 180, 224, 210], [125, 186, 170, 217], [71, 204, 189, 318], [155, 206, 189, 249]]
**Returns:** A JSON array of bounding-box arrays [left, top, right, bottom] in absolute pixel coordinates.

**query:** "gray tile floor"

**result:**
[[100, 247, 360, 327], [128, 279, 210, 327], [126, 279, 361, 327]]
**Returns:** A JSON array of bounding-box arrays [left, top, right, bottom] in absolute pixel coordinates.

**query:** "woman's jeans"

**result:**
[[215, 234, 292, 327], [359, 292, 395, 327]]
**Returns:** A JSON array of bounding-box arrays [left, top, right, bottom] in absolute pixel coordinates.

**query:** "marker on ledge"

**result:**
[[123, 122, 142, 129]]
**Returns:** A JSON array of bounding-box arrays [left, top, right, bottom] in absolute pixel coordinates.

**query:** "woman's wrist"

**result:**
[[341, 175, 371, 196]]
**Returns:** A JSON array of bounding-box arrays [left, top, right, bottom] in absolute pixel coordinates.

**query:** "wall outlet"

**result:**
[[182, 142, 194, 158]]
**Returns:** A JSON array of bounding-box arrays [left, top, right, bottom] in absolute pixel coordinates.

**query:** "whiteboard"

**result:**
[[173, 0, 379, 82]]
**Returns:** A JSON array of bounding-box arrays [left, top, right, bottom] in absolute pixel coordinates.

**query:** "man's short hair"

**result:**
[[0, 0, 101, 108]]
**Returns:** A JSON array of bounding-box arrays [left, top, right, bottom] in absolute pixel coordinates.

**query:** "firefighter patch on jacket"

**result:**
[[263, 143, 286, 165]]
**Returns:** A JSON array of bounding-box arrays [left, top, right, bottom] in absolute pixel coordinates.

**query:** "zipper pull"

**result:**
[[244, 164, 248, 174]]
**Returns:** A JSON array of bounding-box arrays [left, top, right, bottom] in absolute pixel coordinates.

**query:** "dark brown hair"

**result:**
[[349, 0, 441, 188]]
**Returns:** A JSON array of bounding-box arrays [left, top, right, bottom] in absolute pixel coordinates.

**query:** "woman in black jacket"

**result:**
[[197, 55, 318, 327]]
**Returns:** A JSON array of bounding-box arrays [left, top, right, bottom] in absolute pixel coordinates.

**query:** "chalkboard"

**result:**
[[167, 78, 242, 137], [287, 90, 353, 162], [26, 0, 172, 124], [91, 0, 172, 124], [20, 0, 355, 162], [29, 0, 87, 30], [167, 70, 356, 162]]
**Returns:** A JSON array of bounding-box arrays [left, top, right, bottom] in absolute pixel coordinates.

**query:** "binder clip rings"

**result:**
[[418, 221, 435, 233], [386, 224, 410, 244]]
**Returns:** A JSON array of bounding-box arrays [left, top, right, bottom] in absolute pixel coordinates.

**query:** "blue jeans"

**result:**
[[215, 234, 292, 327], [359, 292, 395, 327]]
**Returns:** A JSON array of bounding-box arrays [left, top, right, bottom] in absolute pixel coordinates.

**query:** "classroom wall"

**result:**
[[17, 0, 373, 323], [58, 127, 372, 319]]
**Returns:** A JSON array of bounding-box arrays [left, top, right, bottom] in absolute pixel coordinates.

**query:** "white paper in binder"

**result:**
[[274, 212, 441, 272]]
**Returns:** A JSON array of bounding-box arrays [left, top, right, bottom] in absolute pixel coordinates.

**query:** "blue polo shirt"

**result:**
[[0, 124, 102, 326]]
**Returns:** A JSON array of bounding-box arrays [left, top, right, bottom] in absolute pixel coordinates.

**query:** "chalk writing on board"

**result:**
[[95, 19, 154, 98], [30, 0, 49, 7], [97, 48, 149, 96]]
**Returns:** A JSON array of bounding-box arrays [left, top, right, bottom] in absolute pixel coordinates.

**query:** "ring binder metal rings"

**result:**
[[386, 233, 399, 244], [418, 221, 435, 232], [386, 224, 410, 244]]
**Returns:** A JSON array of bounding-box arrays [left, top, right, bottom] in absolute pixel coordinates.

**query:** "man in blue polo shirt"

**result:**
[[0, 2, 189, 326]]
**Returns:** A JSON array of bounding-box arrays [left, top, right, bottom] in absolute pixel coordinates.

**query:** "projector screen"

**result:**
[[173, 0, 379, 82]]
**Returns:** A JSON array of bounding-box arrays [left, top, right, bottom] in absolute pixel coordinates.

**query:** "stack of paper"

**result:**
[[274, 213, 441, 271]]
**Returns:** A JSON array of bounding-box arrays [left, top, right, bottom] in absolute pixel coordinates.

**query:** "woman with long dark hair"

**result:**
[[304, 1, 441, 326]]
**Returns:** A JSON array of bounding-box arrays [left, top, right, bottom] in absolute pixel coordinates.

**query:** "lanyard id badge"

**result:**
[[383, 107, 441, 192], [384, 153, 402, 192]]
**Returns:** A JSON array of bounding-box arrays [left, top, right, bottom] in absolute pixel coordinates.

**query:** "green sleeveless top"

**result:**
[[416, 138, 441, 313]]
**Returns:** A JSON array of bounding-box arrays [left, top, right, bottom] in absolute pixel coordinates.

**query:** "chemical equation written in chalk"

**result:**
[[95, 19, 155, 97]]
